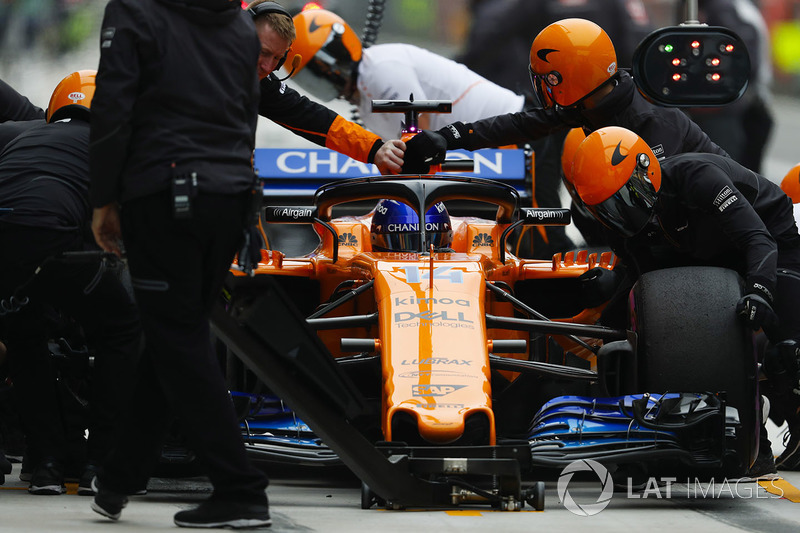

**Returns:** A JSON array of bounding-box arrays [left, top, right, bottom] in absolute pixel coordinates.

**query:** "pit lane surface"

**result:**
[[1, 460, 799, 532]]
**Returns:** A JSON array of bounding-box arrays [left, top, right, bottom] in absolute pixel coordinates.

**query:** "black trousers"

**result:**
[[101, 191, 269, 501], [0, 225, 140, 466]]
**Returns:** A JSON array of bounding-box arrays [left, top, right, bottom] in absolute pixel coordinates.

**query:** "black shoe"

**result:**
[[19, 453, 33, 482], [777, 421, 800, 471], [173, 497, 271, 529], [0, 450, 11, 475], [28, 459, 66, 495], [90, 477, 129, 521], [742, 427, 779, 481], [77, 463, 101, 496]]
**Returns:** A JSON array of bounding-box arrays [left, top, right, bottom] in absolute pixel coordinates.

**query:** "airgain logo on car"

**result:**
[[411, 384, 466, 397]]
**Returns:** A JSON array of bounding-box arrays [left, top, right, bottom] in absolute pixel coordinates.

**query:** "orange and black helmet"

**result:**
[[529, 19, 617, 109], [286, 8, 362, 101], [572, 126, 661, 237], [47, 70, 96, 123], [780, 163, 800, 203], [561, 127, 587, 204]]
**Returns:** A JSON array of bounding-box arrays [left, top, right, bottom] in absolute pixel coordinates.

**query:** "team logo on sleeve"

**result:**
[[101, 27, 115, 48], [713, 186, 738, 212]]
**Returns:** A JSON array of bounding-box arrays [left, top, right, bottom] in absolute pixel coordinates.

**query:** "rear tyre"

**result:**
[[630, 266, 757, 475]]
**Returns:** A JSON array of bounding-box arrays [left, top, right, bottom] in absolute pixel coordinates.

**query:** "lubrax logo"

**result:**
[[394, 297, 470, 306], [412, 384, 466, 397], [401, 358, 472, 365], [394, 311, 473, 323]]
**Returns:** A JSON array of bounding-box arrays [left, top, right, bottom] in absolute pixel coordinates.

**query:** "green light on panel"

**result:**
[[664, 44, 674, 53]]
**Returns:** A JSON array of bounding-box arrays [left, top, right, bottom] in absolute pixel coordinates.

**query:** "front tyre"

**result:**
[[631, 266, 758, 475]]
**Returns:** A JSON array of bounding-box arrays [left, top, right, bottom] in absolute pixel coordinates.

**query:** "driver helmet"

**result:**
[[529, 18, 617, 109], [561, 127, 587, 204], [370, 199, 452, 252], [780, 163, 800, 203], [285, 9, 362, 101], [571, 126, 661, 237], [47, 70, 96, 123]]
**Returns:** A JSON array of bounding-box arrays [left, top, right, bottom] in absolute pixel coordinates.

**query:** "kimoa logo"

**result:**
[[394, 297, 469, 306], [557, 459, 614, 516]]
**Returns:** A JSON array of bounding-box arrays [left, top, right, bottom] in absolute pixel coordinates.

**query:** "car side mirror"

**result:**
[[632, 25, 750, 107]]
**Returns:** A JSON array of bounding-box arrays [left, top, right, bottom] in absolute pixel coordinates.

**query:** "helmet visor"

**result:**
[[586, 164, 658, 237], [372, 228, 452, 253], [293, 24, 355, 102], [529, 65, 558, 108]]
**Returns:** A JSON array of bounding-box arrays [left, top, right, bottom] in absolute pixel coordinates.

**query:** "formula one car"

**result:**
[[212, 156, 757, 512], [212, 27, 758, 507]]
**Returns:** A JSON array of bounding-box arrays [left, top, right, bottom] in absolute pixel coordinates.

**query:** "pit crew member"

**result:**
[[401, 18, 729, 217], [282, 7, 574, 256], [0, 70, 140, 495], [570, 126, 800, 473], [248, 1, 404, 175], [89, 0, 270, 527]]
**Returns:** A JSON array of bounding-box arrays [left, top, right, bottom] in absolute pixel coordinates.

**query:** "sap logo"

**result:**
[[412, 384, 466, 397], [394, 297, 470, 307], [400, 265, 463, 284], [394, 311, 473, 323], [401, 358, 472, 365], [472, 233, 494, 247], [338, 233, 358, 246]]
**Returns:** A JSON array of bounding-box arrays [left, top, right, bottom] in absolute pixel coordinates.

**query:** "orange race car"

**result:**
[[212, 169, 757, 511]]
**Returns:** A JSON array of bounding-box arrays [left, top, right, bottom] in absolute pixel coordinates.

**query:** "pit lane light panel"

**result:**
[[632, 25, 750, 107]]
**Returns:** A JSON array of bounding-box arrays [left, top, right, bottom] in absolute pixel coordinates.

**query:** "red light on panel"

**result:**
[[672, 58, 681, 66], [672, 73, 682, 81], [725, 44, 734, 52], [706, 57, 721, 67], [691, 40, 701, 49], [706, 73, 722, 82]]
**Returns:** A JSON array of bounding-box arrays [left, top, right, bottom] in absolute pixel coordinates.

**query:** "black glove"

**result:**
[[401, 130, 448, 174], [763, 340, 800, 396], [237, 225, 263, 277], [579, 267, 622, 309], [736, 283, 778, 334]]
